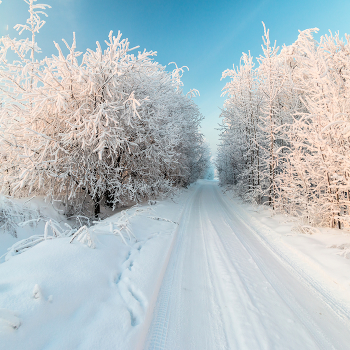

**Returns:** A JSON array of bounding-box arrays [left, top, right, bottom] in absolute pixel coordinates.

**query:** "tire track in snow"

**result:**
[[144, 181, 350, 349], [211, 184, 350, 349], [200, 202, 272, 349], [219, 185, 350, 323], [199, 184, 324, 349], [144, 187, 202, 350]]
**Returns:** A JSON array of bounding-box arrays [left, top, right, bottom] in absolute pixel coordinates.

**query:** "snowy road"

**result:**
[[144, 181, 350, 350]]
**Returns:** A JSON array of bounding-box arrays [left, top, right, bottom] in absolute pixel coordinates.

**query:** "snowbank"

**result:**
[[0, 190, 189, 349], [222, 191, 350, 311]]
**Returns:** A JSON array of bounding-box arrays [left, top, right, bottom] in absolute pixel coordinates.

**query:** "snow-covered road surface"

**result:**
[[144, 181, 350, 350], [2, 181, 350, 349]]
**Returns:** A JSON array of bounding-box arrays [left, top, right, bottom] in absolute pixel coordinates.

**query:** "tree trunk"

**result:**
[[94, 195, 101, 218]]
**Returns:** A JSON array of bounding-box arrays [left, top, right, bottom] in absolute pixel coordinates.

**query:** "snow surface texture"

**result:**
[[1, 181, 350, 349], [0, 192, 186, 349]]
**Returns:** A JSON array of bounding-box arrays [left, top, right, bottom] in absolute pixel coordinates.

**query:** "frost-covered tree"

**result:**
[[278, 29, 350, 227], [0, 0, 51, 198], [0, 0, 209, 217], [218, 24, 350, 229], [218, 51, 261, 198]]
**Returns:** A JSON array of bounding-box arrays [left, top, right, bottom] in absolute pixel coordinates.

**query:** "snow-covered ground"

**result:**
[[1, 181, 350, 349], [0, 191, 189, 349], [223, 191, 350, 317], [146, 181, 350, 349]]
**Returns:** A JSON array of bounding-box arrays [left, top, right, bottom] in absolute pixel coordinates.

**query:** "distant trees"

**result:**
[[217, 24, 350, 228], [0, 0, 210, 217]]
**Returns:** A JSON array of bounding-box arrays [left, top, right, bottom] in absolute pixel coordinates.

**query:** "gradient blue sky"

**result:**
[[1, 0, 350, 157]]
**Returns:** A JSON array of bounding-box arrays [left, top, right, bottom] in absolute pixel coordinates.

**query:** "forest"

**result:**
[[217, 24, 350, 229], [0, 0, 211, 219]]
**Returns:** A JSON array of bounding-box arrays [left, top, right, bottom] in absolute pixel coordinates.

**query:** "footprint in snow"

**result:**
[[0, 309, 21, 329], [114, 246, 147, 326], [117, 278, 147, 326]]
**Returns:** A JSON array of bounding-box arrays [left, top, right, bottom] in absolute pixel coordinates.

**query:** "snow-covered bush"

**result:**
[[0, 196, 41, 237], [1, 218, 74, 261]]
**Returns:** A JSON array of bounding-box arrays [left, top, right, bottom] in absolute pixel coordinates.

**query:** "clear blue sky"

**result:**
[[1, 0, 350, 157]]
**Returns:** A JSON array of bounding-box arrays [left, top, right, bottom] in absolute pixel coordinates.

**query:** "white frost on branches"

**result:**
[[0, 0, 210, 219], [218, 23, 350, 229], [0, 195, 41, 237]]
